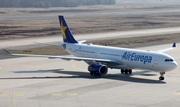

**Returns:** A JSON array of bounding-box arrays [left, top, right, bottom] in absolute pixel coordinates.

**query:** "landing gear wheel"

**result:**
[[121, 69, 125, 74], [129, 69, 132, 74], [121, 69, 132, 74], [125, 69, 129, 74], [159, 77, 164, 80], [90, 72, 94, 76], [159, 72, 165, 80]]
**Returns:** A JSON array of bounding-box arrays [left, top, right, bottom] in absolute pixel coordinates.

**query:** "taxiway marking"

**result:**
[[10, 96, 13, 107], [72, 64, 86, 71], [52, 93, 78, 97], [0, 94, 25, 97], [2, 92, 178, 97], [13, 94, 25, 97], [173, 92, 180, 96], [0, 94, 9, 97], [52, 93, 63, 96], [67, 93, 78, 96]]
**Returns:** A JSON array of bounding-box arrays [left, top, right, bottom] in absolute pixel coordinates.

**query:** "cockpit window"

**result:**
[[170, 59, 173, 61], [165, 59, 174, 62], [165, 59, 169, 62]]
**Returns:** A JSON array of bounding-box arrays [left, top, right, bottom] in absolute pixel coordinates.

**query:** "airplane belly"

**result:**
[[108, 64, 130, 69]]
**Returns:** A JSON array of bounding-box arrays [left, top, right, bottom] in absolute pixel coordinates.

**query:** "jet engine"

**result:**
[[88, 64, 108, 76]]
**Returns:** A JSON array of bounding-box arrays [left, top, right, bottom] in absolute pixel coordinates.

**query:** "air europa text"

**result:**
[[122, 52, 152, 64]]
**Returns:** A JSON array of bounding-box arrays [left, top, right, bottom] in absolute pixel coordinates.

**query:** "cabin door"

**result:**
[[153, 55, 159, 67]]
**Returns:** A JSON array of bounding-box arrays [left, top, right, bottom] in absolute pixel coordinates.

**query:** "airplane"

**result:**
[[6, 15, 178, 81]]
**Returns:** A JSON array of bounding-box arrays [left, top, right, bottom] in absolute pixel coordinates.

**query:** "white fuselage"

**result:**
[[64, 43, 177, 72]]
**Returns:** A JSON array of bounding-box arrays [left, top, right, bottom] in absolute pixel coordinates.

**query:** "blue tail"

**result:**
[[58, 16, 78, 43]]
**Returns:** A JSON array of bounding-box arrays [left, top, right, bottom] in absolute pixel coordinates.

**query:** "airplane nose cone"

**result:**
[[164, 61, 178, 71], [171, 61, 178, 70], [174, 61, 178, 67]]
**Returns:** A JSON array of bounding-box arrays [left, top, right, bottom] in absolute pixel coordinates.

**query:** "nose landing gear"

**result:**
[[159, 72, 165, 80]]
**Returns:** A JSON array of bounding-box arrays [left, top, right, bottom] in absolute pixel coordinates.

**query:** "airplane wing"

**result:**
[[157, 43, 176, 53], [3, 49, 123, 65]]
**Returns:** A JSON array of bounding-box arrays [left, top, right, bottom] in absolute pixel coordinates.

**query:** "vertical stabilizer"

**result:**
[[58, 16, 78, 43]]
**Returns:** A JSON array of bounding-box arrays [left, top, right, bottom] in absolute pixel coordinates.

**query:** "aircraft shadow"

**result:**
[[12, 69, 64, 73], [131, 71, 157, 76], [1, 69, 165, 84]]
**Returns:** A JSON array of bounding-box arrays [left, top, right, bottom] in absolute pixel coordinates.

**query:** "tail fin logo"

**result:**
[[58, 15, 78, 43], [60, 20, 67, 39]]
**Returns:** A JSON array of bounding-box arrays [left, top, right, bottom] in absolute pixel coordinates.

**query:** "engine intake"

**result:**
[[88, 64, 108, 76]]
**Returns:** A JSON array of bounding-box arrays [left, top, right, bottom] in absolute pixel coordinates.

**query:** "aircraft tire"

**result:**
[[121, 69, 125, 74], [121, 69, 132, 75], [125, 69, 129, 74], [159, 77, 164, 80], [129, 69, 132, 74], [90, 72, 94, 76]]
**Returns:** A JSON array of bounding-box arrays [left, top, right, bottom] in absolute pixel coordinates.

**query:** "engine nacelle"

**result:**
[[88, 64, 108, 76]]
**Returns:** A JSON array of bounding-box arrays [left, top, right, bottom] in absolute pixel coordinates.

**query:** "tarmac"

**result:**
[[0, 43, 180, 107]]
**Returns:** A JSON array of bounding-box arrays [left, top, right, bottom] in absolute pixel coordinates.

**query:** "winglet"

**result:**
[[172, 43, 176, 48]]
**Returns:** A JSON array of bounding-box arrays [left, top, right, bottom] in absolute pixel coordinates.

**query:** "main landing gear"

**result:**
[[121, 69, 132, 74], [159, 72, 165, 80]]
